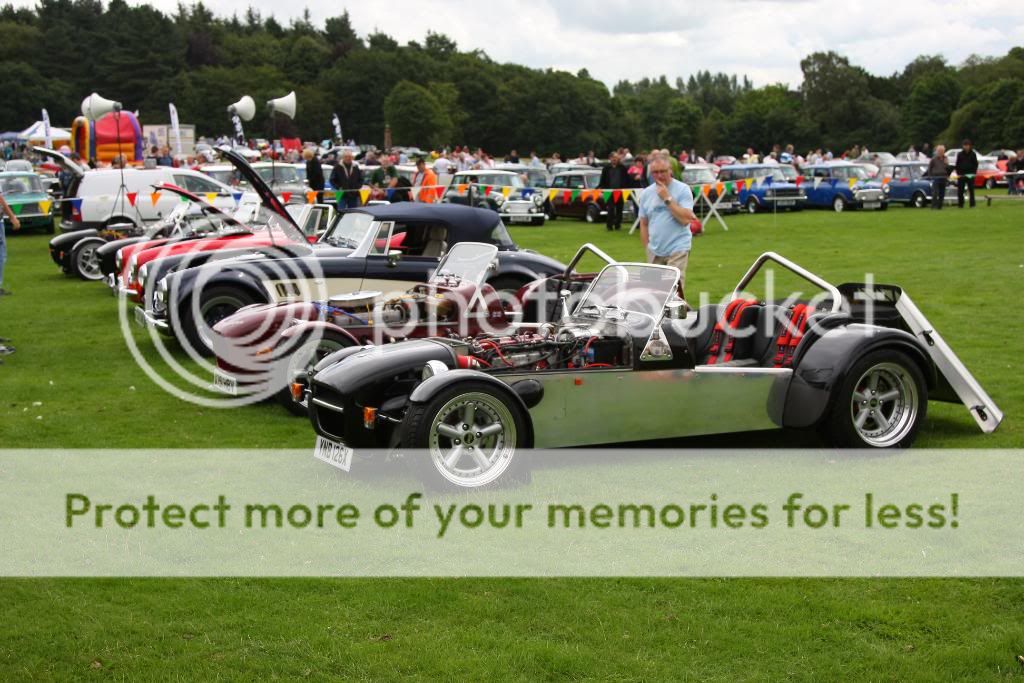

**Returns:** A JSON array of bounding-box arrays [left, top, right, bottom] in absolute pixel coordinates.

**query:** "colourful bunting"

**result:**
[[457, 183, 467, 193], [847, 178, 857, 189], [334, 190, 342, 202], [150, 191, 162, 207], [205, 192, 218, 204], [715, 182, 724, 195], [281, 192, 292, 203], [70, 197, 83, 211], [562, 190, 572, 203], [38, 199, 52, 214], [570, 189, 580, 202], [794, 176, 804, 187], [548, 189, 558, 202], [306, 191, 317, 204], [501, 187, 512, 198], [522, 188, 535, 197], [359, 189, 371, 205], [702, 184, 711, 197], [622, 189, 632, 202], [812, 177, 822, 190], [10, 203, 22, 215], [180, 194, 189, 203], [127, 192, 138, 207], [483, 186, 492, 196], [602, 190, 612, 203]]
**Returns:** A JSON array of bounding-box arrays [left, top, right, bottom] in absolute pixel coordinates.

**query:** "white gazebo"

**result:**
[[18, 121, 72, 146]]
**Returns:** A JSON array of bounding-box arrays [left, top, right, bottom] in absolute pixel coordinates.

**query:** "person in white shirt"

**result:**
[[433, 153, 451, 175]]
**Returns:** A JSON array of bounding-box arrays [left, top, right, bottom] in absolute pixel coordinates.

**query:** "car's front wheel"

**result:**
[[584, 203, 601, 223], [178, 286, 259, 356], [823, 349, 927, 448], [543, 201, 557, 221], [832, 196, 846, 213], [402, 381, 530, 490], [70, 237, 106, 281], [745, 197, 759, 214], [912, 192, 927, 208]]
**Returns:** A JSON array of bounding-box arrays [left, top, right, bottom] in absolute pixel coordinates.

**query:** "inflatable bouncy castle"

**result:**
[[70, 111, 143, 164]]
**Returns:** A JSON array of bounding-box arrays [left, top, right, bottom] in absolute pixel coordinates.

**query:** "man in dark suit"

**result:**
[[303, 148, 325, 202], [599, 151, 632, 231], [954, 139, 978, 208], [330, 150, 363, 210]]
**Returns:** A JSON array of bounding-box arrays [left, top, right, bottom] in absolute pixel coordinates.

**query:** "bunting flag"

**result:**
[[794, 176, 804, 187], [562, 190, 572, 203], [501, 187, 512, 198], [127, 192, 138, 207], [180, 194, 189, 203], [745, 178, 755, 190], [570, 189, 581, 202], [548, 189, 559, 202], [522, 188, 535, 197], [723, 181, 733, 193], [38, 199, 52, 214], [457, 184, 467, 193], [359, 189, 371, 204], [281, 192, 292, 204], [847, 178, 857, 189], [762, 176, 773, 186], [483, 186, 492, 196], [612, 190, 622, 203], [70, 197, 83, 212], [10, 203, 22, 215], [812, 177, 822, 190], [715, 182, 724, 195], [830, 179, 838, 188], [205, 192, 218, 204], [602, 190, 612, 203], [334, 190, 343, 202], [231, 191, 243, 206], [702, 184, 711, 197], [622, 189, 632, 202], [385, 189, 394, 201], [306, 191, 317, 205], [150, 191, 162, 207]]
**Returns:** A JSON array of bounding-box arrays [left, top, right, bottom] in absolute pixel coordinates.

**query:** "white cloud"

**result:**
[[9, 0, 1023, 88]]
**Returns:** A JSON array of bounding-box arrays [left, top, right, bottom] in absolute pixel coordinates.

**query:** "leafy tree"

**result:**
[[383, 80, 452, 149], [726, 85, 805, 154], [942, 78, 1024, 147], [659, 98, 702, 151], [901, 71, 960, 146]]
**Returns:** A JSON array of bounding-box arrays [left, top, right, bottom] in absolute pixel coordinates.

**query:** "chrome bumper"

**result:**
[[134, 306, 171, 334]]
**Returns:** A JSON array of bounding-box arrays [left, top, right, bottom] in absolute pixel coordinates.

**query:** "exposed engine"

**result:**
[[459, 324, 632, 372]]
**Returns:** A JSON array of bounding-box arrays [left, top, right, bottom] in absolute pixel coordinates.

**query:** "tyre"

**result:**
[[584, 203, 601, 223], [822, 349, 927, 449], [912, 192, 927, 208], [879, 202, 888, 211], [178, 286, 258, 356], [543, 201, 557, 221], [530, 216, 545, 226], [745, 197, 759, 214], [275, 332, 354, 416], [985, 178, 995, 190], [69, 237, 106, 281], [832, 196, 846, 213], [46, 218, 55, 234], [401, 380, 531, 490]]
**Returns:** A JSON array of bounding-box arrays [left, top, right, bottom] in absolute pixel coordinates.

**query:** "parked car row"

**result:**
[[41, 148, 1002, 491]]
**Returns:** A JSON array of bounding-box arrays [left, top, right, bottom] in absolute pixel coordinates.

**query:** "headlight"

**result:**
[[128, 254, 138, 280], [532, 193, 544, 206], [153, 280, 167, 314], [421, 359, 449, 380], [115, 251, 123, 270], [493, 193, 507, 207], [883, 184, 890, 194]]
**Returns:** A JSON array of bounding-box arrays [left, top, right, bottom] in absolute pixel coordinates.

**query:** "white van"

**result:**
[[34, 147, 259, 231]]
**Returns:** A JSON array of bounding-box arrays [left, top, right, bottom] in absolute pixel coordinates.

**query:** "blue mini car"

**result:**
[[717, 164, 805, 213], [878, 161, 955, 208], [802, 162, 887, 212]]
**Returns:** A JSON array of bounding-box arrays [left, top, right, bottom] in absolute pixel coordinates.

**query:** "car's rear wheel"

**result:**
[[402, 381, 530, 490], [70, 237, 106, 281], [745, 197, 759, 214], [276, 332, 354, 416], [823, 349, 927, 448], [985, 178, 995, 189], [912, 192, 927, 208], [832, 196, 846, 213], [543, 201, 557, 221], [584, 203, 600, 223]]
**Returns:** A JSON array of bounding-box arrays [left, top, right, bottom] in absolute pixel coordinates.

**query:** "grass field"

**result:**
[[1, 201, 1022, 678]]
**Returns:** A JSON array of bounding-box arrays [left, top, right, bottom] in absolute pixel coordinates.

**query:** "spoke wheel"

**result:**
[[849, 362, 919, 447], [402, 381, 530, 490]]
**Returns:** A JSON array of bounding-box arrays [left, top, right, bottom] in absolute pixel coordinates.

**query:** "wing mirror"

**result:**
[[386, 250, 402, 268]]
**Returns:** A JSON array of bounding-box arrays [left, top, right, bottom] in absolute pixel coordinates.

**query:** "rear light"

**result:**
[[290, 382, 304, 401], [363, 407, 377, 430]]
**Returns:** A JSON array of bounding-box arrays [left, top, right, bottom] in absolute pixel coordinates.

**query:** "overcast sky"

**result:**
[[21, 0, 1024, 87]]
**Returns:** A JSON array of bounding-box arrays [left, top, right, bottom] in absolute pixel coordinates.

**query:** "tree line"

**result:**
[[1, 0, 1022, 155]]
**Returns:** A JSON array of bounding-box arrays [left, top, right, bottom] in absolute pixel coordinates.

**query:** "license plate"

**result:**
[[510, 215, 532, 223], [213, 369, 238, 395], [133, 307, 147, 327], [864, 201, 881, 209], [777, 200, 796, 207], [313, 435, 353, 472]]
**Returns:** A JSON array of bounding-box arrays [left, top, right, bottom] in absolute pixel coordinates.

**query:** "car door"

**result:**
[[886, 166, 911, 202], [805, 167, 830, 206]]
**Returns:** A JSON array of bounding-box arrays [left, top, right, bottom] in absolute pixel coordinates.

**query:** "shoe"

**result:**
[[0, 288, 11, 296]]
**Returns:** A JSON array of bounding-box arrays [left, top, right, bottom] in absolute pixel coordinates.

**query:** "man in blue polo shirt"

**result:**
[[638, 155, 697, 295]]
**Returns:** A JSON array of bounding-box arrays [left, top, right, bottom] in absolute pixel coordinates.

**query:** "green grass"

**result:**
[[1, 202, 1023, 678]]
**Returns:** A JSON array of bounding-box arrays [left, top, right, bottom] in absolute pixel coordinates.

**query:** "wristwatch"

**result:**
[[663, 197, 673, 206]]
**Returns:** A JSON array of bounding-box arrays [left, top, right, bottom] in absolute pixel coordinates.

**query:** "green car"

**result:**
[[1, 171, 55, 233]]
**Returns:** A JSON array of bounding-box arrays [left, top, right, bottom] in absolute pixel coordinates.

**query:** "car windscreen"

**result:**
[[255, 165, 300, 183], [430, 242, 498, 288], [489, 220, 515, 249], [682, 169, 715, 184], [321, 211, 376, 249], [203, 169, 237, 185], [0, 175, 43, 195], [575, 264, 678, 321], [460, 174, 524, 188]]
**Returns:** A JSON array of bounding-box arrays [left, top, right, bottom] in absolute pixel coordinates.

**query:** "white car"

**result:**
[[35, 147, 258, 231]]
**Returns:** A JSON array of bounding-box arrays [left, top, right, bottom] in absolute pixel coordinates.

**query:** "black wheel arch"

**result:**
[[782, 326, 934, 429], [408, 370, 535, 447]]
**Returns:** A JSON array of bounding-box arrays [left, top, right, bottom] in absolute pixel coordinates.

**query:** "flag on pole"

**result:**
[[42, 108, 52, 149], [169, 103, 183, 157]]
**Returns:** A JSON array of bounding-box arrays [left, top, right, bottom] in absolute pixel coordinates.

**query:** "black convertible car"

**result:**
[[140, 201, 566, 354], [305, 248, 1003, 490]]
